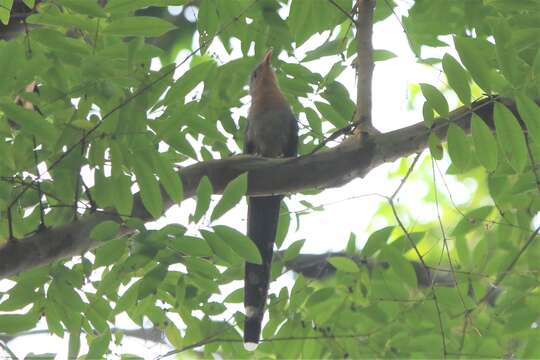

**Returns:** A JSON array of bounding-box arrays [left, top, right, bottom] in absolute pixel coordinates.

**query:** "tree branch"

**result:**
[[354, 0, 375, 133], [0, 97, 523, 278]]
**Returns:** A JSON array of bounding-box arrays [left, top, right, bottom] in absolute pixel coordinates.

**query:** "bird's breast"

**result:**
[[247, 109, 295, 158]]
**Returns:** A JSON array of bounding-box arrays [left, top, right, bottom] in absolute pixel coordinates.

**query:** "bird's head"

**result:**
[[249, 49, 278, 96]]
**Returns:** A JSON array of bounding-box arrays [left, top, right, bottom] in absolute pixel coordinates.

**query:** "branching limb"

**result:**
[[0, 97, 530, 279]]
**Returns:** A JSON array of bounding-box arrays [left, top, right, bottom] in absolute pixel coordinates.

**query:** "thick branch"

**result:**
[[354, 0, 375, 132], [0, 97, 518, 278], [282, 251, 500, 306]]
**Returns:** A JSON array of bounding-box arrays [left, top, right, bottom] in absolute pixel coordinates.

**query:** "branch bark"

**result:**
[[281, 251, 500, 306], [0, 97, 520, 278], [354, 0, 375, 133]]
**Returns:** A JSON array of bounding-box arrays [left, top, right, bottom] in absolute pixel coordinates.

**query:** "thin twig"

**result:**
[[0, 176, 61, 202], [389, 201, 447, 358], [431, 158, 468, 310], [6, 207, 14, 242], [155, 317, 237, 359], [0, 339, 18, 360], [73, 136, 85, 220], [327, 0, 356, 22], [478, 225, 540, 304], [431, 158, 471, 351], [390, 152, 421, 200], [388, 153, 448, 358], [306, 121, 359, 156], [525, 134, 540, 193], [31, 136, 46, 229], [433, 160, 526, 232]]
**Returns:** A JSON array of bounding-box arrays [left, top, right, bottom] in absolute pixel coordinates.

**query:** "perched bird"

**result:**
[[243, 49, 298, 350]]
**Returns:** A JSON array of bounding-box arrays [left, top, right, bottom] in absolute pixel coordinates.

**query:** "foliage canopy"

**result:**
[[1, 0, 540, 358]]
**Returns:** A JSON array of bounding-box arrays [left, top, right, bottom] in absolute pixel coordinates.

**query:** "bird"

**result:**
[[243, 49, 298, 351]]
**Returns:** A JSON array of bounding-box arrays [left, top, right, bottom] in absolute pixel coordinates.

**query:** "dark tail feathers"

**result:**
[[244, 195, 282, 347]]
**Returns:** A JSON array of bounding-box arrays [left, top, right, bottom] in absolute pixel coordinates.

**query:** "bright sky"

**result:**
[[2, 2, 469, 358]]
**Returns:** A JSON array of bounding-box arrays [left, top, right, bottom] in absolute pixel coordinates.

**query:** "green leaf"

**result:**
[[165, 324, 183, 349], [25, 353, 55, 360], [0, 41, 24, 96], [533, 48, 540, 80], [275, 202, 291, 248], [45, 303, 64, 338], [380, 246, 417, 289], [452, 206, 493, 236], [506, 307, 539, 333], [363, 226, 394, 257], [31, 28, 91, 55], [154, 153, 183, 204], [428, 133, 443, 160], [169, 236, 213, 257], [346, 233, 356, 254], [114, 282, 140, 314], [0, 0, 13, 25], [303, 39, 344, 62], [192, 176, 213, 223], [322, 82, 355, 122], [166, 61, 216, 104], [90, 220, 120, 242], [112, 173, 134, 216], [315, 101, 347, 128], [322, 62, 346, 85], [213, 225, 262, 264], [283, 239, 305, 262], [106, 0, 188, 14], [471, 114, 498, 171], [104, 16, 176, 37], [49, 281, 86, 312], [454, 36, 492, 92], [68, 327, 81, 359], [0, 313, 39, 334], [94, 239, 127, 267], [491, 18, 523, 86], [138, 265, 167, 299], [224, 288, 243, 303], [211, 173, 247, 221], [200, 229, 238, 264], [455, 236, 471, 269], [373, 49, 397, 61], [327, 256, 360, 273], [442, 53, 470, 105], [494, 103, 527, 173], [447, 123, 470, 171], [87, 332, 111, 359], [57, 0, 107, 17], [198, 0, 218, 37], [161, 131, 197, 159], [306, 288, 334, 307], [133, 158, 163, 219], [419, 83, 449, 116], [516, 95, 540, 146], [0, 284, 38, 311], [473, 236, 488, 270], [423, 102, 434, 127], [183, 258, 220, 279], [0, 102, 58, 144]]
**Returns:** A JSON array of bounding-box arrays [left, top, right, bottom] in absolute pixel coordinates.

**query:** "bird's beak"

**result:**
[[262, 49, 273, 65]]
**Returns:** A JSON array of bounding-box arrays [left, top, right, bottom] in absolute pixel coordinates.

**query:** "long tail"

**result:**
[[244, 195, 282, 349]]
